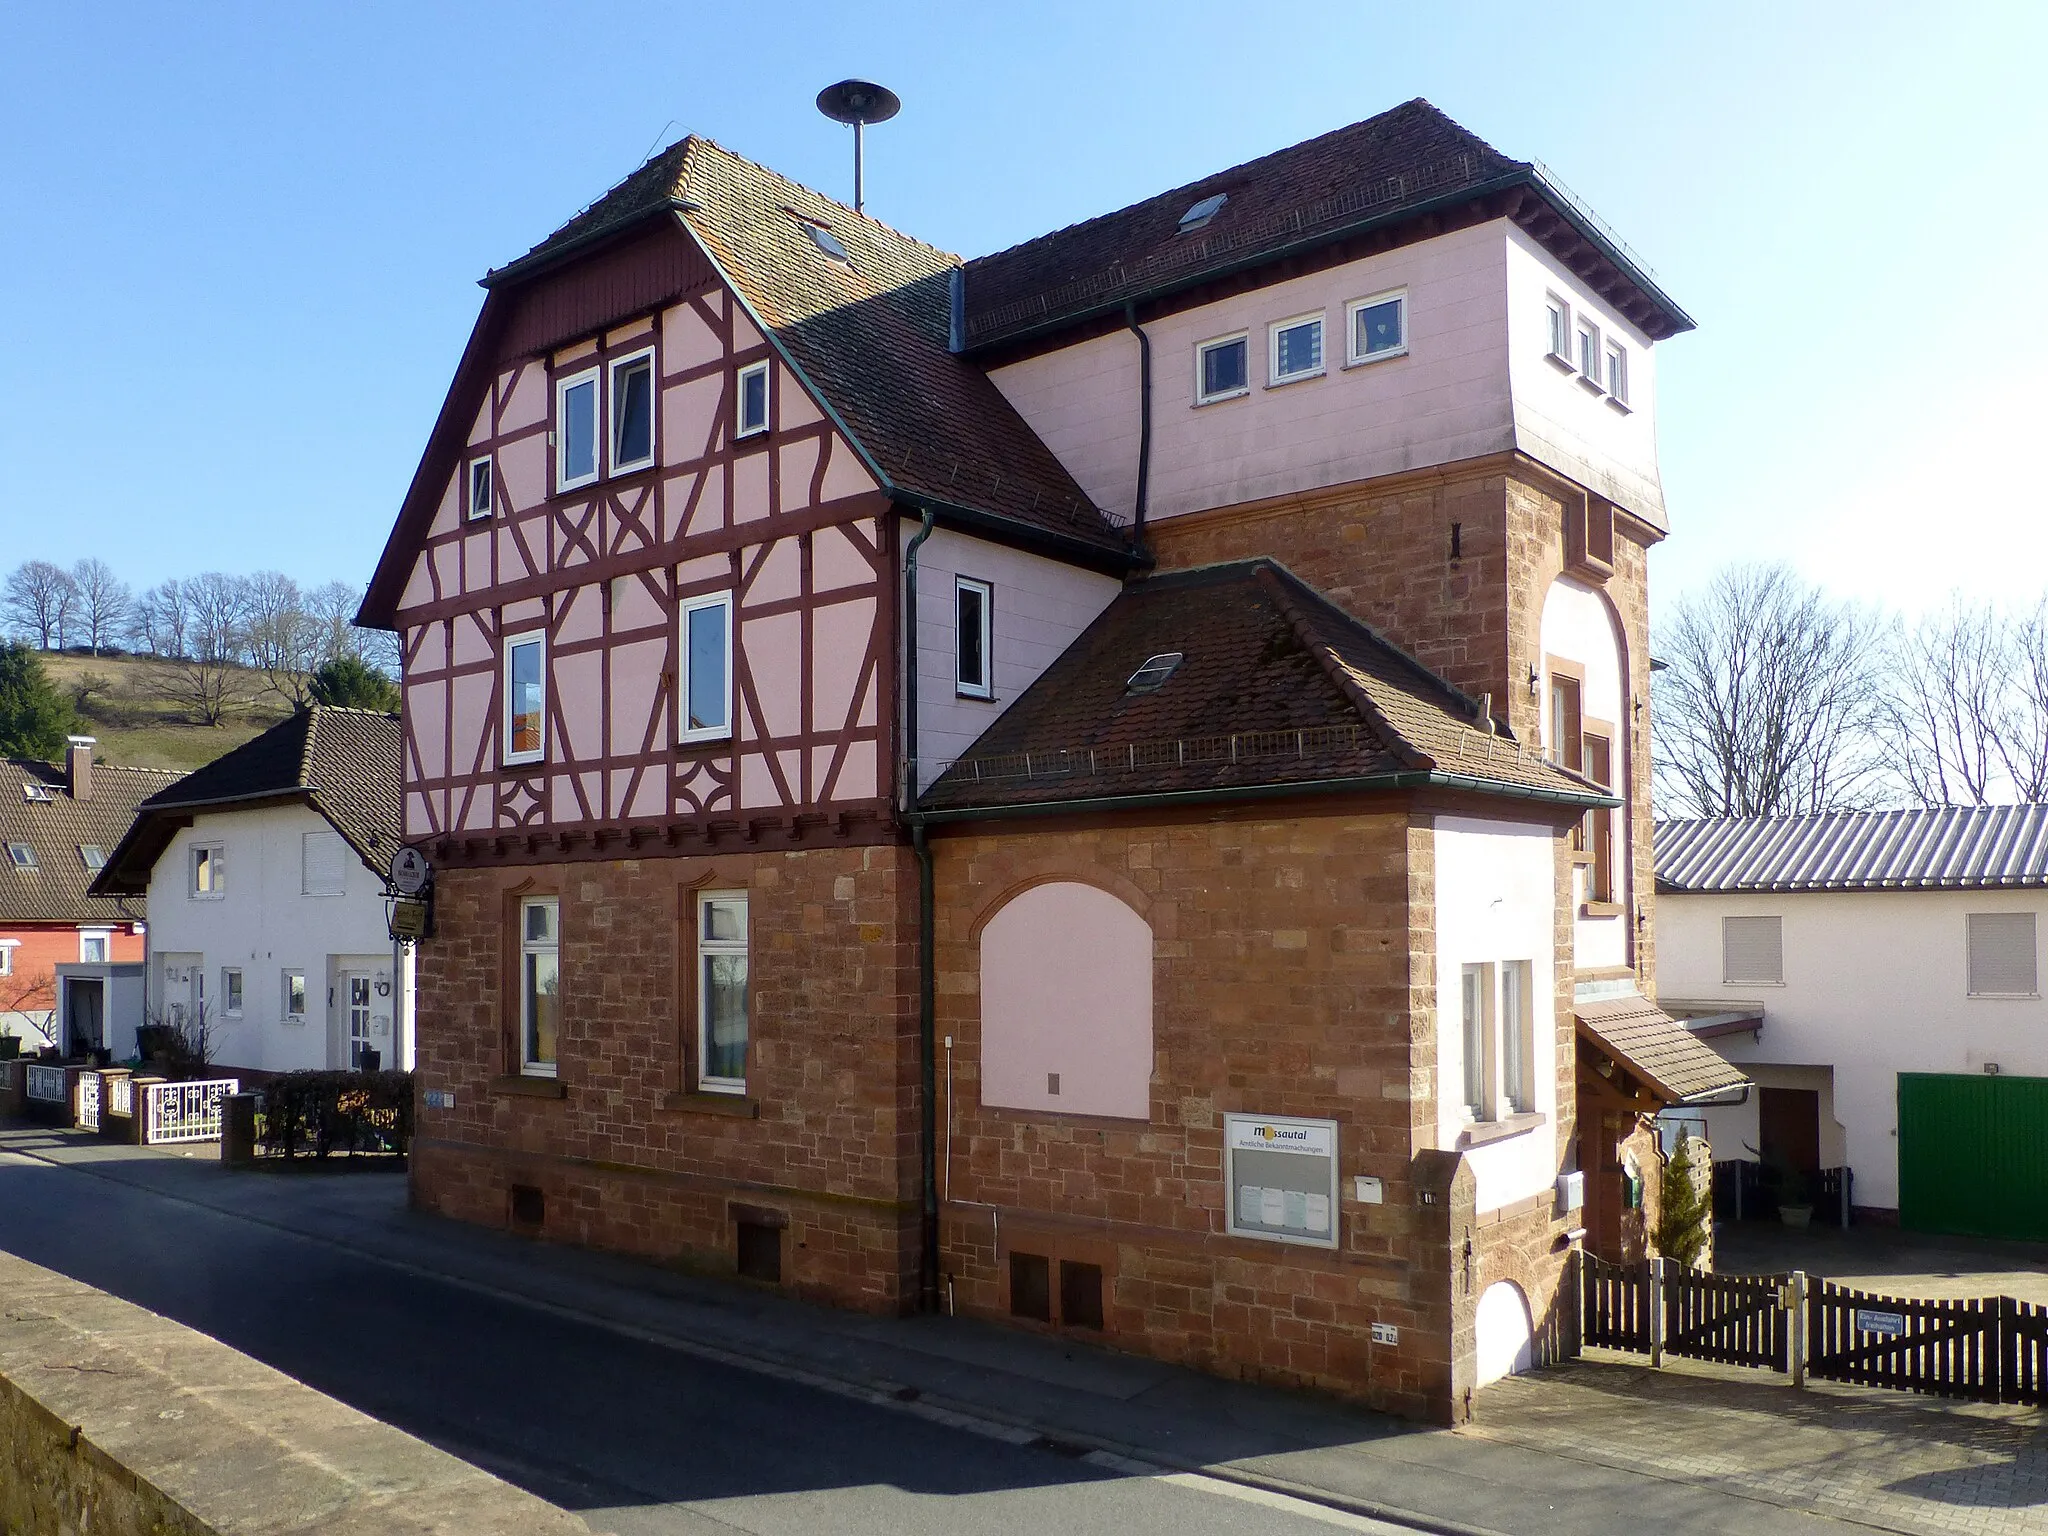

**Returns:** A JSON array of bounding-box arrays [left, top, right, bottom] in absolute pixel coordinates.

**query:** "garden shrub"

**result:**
[[257, 1069, 414, 1159]]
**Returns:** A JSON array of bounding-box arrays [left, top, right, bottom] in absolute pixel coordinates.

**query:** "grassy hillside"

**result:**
[[37, 651, 295, 774]]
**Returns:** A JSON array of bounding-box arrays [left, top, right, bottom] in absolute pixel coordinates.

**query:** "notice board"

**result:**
[[1224, 1113, 1339, 1249]]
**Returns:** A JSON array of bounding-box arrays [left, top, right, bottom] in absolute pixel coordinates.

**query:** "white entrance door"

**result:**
[[344, 972, 373, 1070]]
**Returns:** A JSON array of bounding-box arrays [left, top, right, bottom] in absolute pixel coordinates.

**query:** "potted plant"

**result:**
[[1766, 1157, 1814, 1227]]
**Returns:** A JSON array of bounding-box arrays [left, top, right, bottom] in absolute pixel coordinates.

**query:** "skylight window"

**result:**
[[79, 845, 106, 873], [22, 782, 52, 803], [1178, 193, 1227, 232], [1126, 652, 1185, 693], [800, 218, 851, 263], [6, 843, 37, 871]]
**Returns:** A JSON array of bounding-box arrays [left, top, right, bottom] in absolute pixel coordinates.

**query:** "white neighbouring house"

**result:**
[[1656, 806, 2048, 1242], [91, 707, 413, 1076]]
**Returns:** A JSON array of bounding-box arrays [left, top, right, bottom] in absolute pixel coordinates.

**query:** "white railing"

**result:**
[[108, 1074, 132, 1117], [77, 1071, 101, 1132], [25, 1065, 67, 1104], [143, 1078, 239, 1144]]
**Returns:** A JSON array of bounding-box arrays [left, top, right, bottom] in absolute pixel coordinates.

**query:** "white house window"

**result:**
[[1460, 959, 1537, 1122], [1546, 295, 1572, 360], [302, 830, 348, 897], [283, 970, 307, 1021], [555, 367, 600, 490], [1269, 314, 1324, 383], [6, 842, 36, 870], [697, 891, 749, 1093], [1967, 912, 2038, 997], [1577, 320, 1602, 384], [0, 942, 14, 976], [503, 631, 546, 766], [1461, 963, 1492, 1119], [1500, 960, 1533, 1112], [1722, 915, 1784, 985], [610, 350, 656, 472], [679, 593, 733, 743], [736, 360, 770, 438], [79, 930, 110, 964], [222, 967, 243, 1018], [468, 456, 493, 520], [1347, 290, 1407, 363], [79, 845, 106, 872], [520, 897, 560, 1076], [1196, 333, 1249, 404], [1605, 341, 1629, 405], [191, 843, 224, 899], [955, 577, 992, 699]]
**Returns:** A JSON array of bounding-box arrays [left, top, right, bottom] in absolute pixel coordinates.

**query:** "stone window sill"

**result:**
[[1581, 900, 1625, 918], [664, 1090, 760, 1119], [1459, 1110, 1546, 1149], [489, 1074, 566, 1100]]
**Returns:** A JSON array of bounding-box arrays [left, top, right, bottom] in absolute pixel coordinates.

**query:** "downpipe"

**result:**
[[901, 507, 941, 1313]]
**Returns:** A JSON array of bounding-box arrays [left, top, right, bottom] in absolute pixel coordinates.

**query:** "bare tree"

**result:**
[[1886, 597, 2012, 806], [129, 579, 190, 658], [242, 571, 322, 706], [69, 559, 131, 656], [0, 966, 59, 1053], [3, 561, 79, 649], [2003, 601, 2048, 802], [304, 580, 365, 664], [1654, 564, 1889, 818], [146, 573, 248, 725]]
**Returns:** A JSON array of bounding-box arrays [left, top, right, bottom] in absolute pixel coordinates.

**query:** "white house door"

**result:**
[[344, 973, 373, 1070]]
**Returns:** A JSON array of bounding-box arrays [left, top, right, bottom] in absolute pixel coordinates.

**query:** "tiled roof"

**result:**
[[493, 138, 1131, 560], [92, 708, 400, 896], [959, 98, 1692, 351], [0, 757, 178, 927], [1657, 806, 2048, 894], [919, 560, 1605, 814], [1577, 994, 1751, 1104]]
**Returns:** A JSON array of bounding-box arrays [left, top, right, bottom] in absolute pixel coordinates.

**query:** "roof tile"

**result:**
[[0, 757, 179, 927], [1657, 806, 2048, 893]]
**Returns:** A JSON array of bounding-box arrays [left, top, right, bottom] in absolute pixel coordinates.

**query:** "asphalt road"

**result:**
[[0, 1151, 1408, 1535]]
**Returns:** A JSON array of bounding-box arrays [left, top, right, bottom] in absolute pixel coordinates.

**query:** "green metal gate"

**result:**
[[1898, 1073, 2048, 1241]]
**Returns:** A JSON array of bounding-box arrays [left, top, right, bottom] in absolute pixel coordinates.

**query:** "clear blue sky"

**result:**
[[3, 2, 2042, 617]]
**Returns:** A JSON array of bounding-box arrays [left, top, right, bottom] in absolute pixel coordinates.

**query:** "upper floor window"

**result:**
[[1967, 912, 2037, 998], [1546, 295, 1571, 361], [697, 891, 749, 1093], [302, 830, 347, 897], [503, 631, 547, 766], [1547, 672, 1583, 771], [1459, 959, 1536, 1122], [191, 842, 224, 899], [736, 361, 770, 438], [1582, 732, 1614, 904], [1347, 290, 1407, 364], [1269, 314, 1324, 384], [1576, 320, 1602, 385], [468, 456, 493, 521], [610, 350, 656, 472], [1722, 915, 1784, 986], [1605, 341, 1630, 406], [955, 577, 993, 699], [79, 929, 110, 964], [1196, 333, 1249, 404], [520, 896, 560, 1077], [556, 368, 600, 490], [679, 593, 733, 743]]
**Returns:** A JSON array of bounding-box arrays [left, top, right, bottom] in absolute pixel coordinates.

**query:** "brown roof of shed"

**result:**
[[1577, 994, 1751, 1105], [92, 708, 400, 897], [959, 98, 1693, 352], [919, 560, 1605, 815], [0, 757, 178, 927]]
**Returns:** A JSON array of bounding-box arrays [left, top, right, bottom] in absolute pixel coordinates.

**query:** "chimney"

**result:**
[[66, 736, 95, 801]]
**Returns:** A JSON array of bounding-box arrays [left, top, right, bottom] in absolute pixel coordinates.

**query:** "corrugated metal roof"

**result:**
[[1656, 805, 2048, 894]]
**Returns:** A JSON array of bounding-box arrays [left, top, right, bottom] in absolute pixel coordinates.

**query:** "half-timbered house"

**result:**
[[362, 98, 1731, 1421]]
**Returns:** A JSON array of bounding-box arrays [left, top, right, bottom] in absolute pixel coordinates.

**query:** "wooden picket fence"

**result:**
[[1579, 1253, 2048, 1406]]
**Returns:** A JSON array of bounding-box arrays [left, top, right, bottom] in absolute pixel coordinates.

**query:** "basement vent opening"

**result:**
[[508, 1183, 545, 1230], [1177, 192, 1228, 232], [1125, 652, 1185, 693]]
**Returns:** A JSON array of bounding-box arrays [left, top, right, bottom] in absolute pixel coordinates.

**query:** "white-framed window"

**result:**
[[78, 845, 106, 873], [1268, 313, 1324, 384], [1576, 319, 1602, 384], [520, 896, 560, 1077], [609, 348, 656, 472], [1195, 332, 1250, 404], [78, 929, 111, 964], [555, 366, 600, 490], [1967, 912, 2038, 998], [1500, 960, 1534, 1113], [190, 842, 224, 899], [222, 967, 243, 1018], [1346, 289, 1407, 364], [1460, 959, 1537, 1122], [502, 630, 546, 766], [302, 830, 348, 897], [1545, 294, 1572, 361], [467, 456, 493, 520], [282, 970, 307, 1021], [696, 891, 749, 1093], [1605, 341, 1629, 405], [679, 592, 733, 743], [955, 577, 992, 699], [0, 941, 14, 976], [736, 360, 770, 438], [1722, 915, 1784, 985], [1460, 963, 1492, 1119], [6, 842, 37, 870]]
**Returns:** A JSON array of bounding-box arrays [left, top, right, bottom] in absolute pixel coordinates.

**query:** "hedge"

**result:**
[[257, 1070, 414, 1159]]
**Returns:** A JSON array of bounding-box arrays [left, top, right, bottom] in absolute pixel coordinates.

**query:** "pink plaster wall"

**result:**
[[980, 882, 1153, 1120]]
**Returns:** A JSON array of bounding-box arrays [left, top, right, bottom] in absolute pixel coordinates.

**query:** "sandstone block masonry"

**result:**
[[409, 842, 922, 1311]]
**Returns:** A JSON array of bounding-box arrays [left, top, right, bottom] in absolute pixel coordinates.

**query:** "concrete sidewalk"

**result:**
[[5, 1127, 2043, 1536]]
